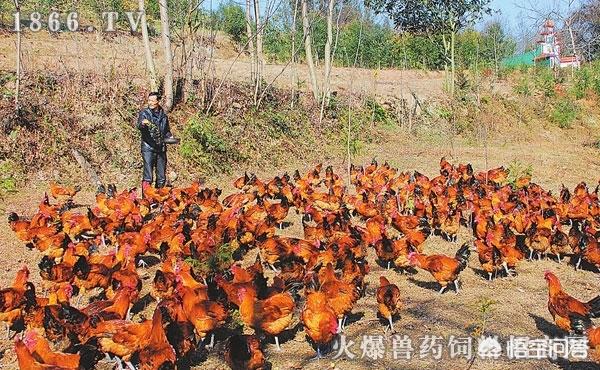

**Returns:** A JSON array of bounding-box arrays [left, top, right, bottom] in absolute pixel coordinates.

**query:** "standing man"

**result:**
[[136, 92, 174, 193]]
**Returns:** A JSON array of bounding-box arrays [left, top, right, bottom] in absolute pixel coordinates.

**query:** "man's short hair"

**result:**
[[148, 91, 161, 99]]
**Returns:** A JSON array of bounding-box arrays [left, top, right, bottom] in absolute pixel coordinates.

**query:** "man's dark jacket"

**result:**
[[136, 107, 173, 152]]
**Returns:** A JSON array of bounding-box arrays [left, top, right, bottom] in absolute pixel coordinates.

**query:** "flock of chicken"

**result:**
[[3, 158, 600, 369]]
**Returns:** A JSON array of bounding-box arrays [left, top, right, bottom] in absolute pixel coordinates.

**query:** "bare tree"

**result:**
[[139, 0, 158, 91], [245, 0, 256, 82], [302, 0, 319, 100], [290, 0, 299, 107], [322, 0, 334, 101], [253, 0, 266, 103], [12, 0, 21, 112], [159, 0, 174, 112]]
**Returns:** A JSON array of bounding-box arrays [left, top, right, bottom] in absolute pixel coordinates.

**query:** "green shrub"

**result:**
[[185, 243, 235, 276], [535, 68, 556, 97], [216, 2, 247, 45], [0, 160, 19, 198], [572, 67, 592, 99], [507, 160, 533, 188], [365, 97, 393, 126], [180, 115, 238, 172], [550, 100, 579, 129], [514, 76, 532, 96]]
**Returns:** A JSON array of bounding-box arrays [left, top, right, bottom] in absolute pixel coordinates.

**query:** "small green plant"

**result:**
[[507, 160, 533, 188], [365, 97, 392, 126], [227, 309, 245, 330], [470, 297, 497, 337], [180, 115, 240, 172], [571, 67, 592, 99], [514, 76, 531, 96], [186, 243, 236, 277], [550, 100, 578, 129], [535, 68, 556, 97], [0, 160, 19, 198]]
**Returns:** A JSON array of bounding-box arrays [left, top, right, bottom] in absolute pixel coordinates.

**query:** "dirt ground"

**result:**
[[0, 120, 599, 370]]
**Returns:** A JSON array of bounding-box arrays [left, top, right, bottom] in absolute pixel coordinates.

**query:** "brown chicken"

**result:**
[[178, 284, 227, 347], [0, 266, 31, 334], [15, 337, 77, 370], [49, 182, 80, 199], [376, 276, 401, 331], [136, 308, 176, 370], [318, 263, 359, 332], [21, 330, 80, 368], [576, 233, 600, 272], [545, 271, 600, 332], [86, 318, 152, 365], [224, 334, 267, 370], [475, 239, 503, 280], [238, 287, 295, 351], [571, 314, 600, 362], [302, 290, 338, 358], [408, 243, 471, 294]]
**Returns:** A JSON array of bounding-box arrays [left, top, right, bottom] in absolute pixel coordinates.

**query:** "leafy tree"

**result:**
[[216, 1, 247, 45], [365, 0, 492, 95], [480, 21, 516, 72]]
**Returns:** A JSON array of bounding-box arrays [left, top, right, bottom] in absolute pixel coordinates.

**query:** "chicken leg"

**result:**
[[275, 336, 281, 351], [205, 333, 215, 348]]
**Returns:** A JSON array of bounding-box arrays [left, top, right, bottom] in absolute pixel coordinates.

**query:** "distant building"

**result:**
[[502, 19, 580, 69]]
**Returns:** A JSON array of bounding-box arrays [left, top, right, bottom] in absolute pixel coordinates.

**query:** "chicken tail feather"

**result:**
[[455, 243, 471, 270], [587, 295, 600, 318]]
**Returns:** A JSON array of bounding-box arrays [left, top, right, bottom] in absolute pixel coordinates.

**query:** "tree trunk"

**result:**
[[302, 0, 319, 100], [450, 29, 456, 97], [159, 0, 174, 112], [139, 0, 158, 91], [290, 0, 299, 108], [566, 19, 577, 77], [253, 0, 263, 103], [245, 0, 256, 83], [322, 0, 334, 102], [13, 0, 21, 111]]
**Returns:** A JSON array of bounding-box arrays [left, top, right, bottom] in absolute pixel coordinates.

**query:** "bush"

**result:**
[[180, 115, 239, 172], [514, 76, 532, 96], [550, 100, 579, 129], [507, 160, 533, 188], [572, 67, 592, 99], [216, 2, 247, 45], [365, 97, 392, 126], [535, 68, 556, 97]]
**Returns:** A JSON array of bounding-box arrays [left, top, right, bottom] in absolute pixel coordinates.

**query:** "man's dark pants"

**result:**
[[142, 150, 167, 189]]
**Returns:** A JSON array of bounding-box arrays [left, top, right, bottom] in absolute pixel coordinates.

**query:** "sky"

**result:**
[[483, 0, 585, 31]]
